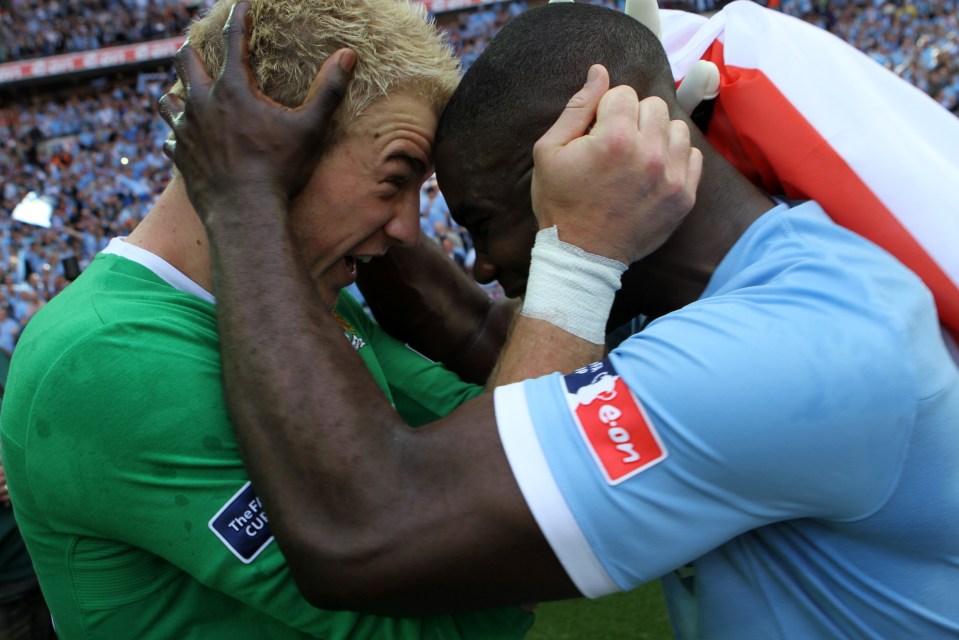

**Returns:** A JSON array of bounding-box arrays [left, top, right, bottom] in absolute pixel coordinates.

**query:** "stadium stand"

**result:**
[[0, 0, 205, 62], [0, 0, 956, 356]]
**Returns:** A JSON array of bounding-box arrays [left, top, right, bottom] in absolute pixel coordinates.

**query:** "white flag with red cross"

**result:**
[[659, 1, 959, 352]]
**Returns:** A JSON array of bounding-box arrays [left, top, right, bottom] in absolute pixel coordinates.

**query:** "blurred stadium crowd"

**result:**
[[0, 0, 956, 356], [0, 0, 201, 62]]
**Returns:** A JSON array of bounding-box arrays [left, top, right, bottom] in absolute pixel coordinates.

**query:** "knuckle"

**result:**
[[602, 127, 635, 162], [642, 148, 666, 176], [670, 119, 691, 140], [610, 137, 634, 162], [565, 90, 591, 110], [610, 85, 639, 102], [173, 44, 189, 63], [666, 181, 696, 213], [532, 136, 550, 160], [642, 95, 668, 111], [321, 80, 348, 111]]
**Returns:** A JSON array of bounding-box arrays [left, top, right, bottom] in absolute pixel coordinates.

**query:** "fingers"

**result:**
[[157, 91, 184, 130], [667, 120, 703, 184], [635, 95, 671, 165], [636, 95, 670, 140], [591, 85, 643, 154], [158, 92, 183, 162], [685, 143, 704, 198], [220, 1, 252, 84], [594, 91, 700, 202], [158, 92, 182, 162], [535, 64, 610, 153], [299, 49, 356, 131], [172, 42, 213, 101]]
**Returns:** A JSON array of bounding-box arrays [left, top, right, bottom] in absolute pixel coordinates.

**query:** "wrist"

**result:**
[[197, 184, 289, 234], [520, 226, 627, 344]]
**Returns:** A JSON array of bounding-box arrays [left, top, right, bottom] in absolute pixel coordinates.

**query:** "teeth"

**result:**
[[358, 256, 372, 264]]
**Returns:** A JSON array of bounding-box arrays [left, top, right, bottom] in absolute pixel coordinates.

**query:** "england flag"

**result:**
[[660, 1, 959, 353]]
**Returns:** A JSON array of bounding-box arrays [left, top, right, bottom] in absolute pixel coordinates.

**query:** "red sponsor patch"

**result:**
[[564, 362, 666, 485]]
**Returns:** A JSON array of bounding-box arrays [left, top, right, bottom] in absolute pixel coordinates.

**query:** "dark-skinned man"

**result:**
[[162, 3, 959, 638]]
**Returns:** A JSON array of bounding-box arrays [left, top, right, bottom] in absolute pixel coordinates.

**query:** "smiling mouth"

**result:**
[[343, 255, 374, 278]]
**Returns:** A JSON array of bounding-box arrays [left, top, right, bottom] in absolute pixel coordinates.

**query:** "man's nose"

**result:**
[[471, 252, 498, 285], [384, 194, 422, 248]]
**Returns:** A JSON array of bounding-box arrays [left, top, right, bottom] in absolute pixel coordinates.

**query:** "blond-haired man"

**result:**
[[0, 1, 532, 637]]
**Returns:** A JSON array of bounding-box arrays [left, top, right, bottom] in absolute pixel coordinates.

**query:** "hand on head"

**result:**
[[158, 1, 355, 223], [530, 64, 702, 265]]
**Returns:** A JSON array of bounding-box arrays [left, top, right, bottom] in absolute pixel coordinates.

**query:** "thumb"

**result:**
[[299, 48, 356, 131], [535, 64, 609, 153]]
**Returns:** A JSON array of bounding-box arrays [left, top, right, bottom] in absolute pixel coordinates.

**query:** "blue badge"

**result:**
[[208, 481, 274, 564], [564, 359, 617, 396]]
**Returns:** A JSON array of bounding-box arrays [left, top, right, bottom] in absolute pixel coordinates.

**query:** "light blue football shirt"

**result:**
[[495, 202, 959, 639]]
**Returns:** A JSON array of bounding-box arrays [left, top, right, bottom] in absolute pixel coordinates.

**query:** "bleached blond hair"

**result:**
[[169, 0, 460, 132]]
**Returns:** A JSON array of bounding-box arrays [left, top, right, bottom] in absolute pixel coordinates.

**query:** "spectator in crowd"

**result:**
[[779, 0, 959, 114], [0, 0, 207, 62], [0, 308, 19, 355], [440, 232, 468, 271], [0, 0, 956, 362], [0, 74, 175, 350], [419, 175, 452, 242]]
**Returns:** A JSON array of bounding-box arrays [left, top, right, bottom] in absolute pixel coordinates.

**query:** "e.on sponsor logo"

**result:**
[[564, 364, 667, 485]]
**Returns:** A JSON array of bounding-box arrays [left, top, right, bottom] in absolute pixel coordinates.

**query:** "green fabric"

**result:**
[[334, 292, 484, 427], [0, 253, 531, 640]]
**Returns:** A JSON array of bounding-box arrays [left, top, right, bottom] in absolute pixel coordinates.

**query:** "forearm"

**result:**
[[490, 315, 603, 387], [357, 241, 517, 384], [490, 226, 623, 387], [204, 196, 405, 569], [358, 241, 603, 389], [205, 202, 573, 613]]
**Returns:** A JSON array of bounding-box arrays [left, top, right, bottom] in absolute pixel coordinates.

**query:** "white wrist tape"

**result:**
[[521, 226, 627, 344]]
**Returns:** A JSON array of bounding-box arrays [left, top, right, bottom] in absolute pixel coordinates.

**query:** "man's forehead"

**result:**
[[440, 165, 533, 227], [436, 130, 532, 183]]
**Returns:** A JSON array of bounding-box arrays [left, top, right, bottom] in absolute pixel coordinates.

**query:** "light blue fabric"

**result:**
[[519, 202, 959, 638]]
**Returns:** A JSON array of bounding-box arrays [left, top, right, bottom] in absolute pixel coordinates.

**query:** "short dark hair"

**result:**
[[436, 2, 676, 154]]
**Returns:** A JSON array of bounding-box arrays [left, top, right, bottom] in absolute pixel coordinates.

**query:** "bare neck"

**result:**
[[613, 132, 775, 325], [126, 176, 213, 293]]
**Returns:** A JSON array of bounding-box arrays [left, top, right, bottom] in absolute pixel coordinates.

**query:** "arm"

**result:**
[[161, 7, 571, 613], [493, 69, 701, 386], [162, 5, 698, 612], [356, 241, 518, 385]]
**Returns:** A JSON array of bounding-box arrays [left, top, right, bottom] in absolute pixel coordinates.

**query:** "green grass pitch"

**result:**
[[526, 580, 674, 639]]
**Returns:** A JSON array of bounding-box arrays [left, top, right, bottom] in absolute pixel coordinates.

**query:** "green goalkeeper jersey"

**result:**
[[0, 245, 531, 640]]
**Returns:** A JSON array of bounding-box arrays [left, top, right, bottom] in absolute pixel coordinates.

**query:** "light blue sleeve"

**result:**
[[520, 280, 915, 590]]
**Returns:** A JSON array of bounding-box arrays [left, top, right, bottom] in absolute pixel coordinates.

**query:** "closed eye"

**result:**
[[388, 154, 428, 183], [386, 175, 411, 187]]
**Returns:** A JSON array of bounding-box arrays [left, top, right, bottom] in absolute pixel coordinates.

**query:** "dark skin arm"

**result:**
[[356, 242, 518, 385], [160, 4, 573, 614], [162, 2, 698, 614]]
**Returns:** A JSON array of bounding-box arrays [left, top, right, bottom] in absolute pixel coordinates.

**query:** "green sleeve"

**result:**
[[335, 292, 485, 427]]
